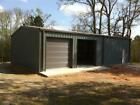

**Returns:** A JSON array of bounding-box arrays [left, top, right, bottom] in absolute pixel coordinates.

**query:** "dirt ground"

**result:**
[[0, 63, 140, 105]]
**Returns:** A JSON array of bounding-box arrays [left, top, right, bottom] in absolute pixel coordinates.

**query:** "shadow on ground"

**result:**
[[89, 65, 140, 77], [45, 82, 140, 105], [0, 63, 36, 74], [0, 64, 140, 105], [0, 78, 140, 105]]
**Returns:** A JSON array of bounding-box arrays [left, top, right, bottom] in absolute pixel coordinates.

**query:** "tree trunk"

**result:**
[[99, 3, 104, 34], [93, 12, 96, 34], [122, 17, 126, 37], [108, 15, 111, 36], [92, 0, 96, 34]]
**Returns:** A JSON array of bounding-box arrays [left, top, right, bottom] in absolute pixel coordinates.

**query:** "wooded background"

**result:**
[[0, 0, 140, 63]]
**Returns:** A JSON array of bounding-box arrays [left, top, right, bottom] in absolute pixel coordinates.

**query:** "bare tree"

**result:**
[[71, 13, 94, 32], [60, 0, 118, 35], [60, 0, 97, 33], [98, 0, 105, 34], [60, 0, 140, 38], [112, 0, 140, 37], [12, 8, 29, 31], [99, 0, 118, 36], [112, 6, 128, 37], [126, 0, 140, 37]]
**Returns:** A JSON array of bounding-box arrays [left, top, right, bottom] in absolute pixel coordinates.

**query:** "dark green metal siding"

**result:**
[[44, 32, 104, 66], [11, 26, 130, 72], [103, 37, 130, 65], [11, 27, 41, 72]]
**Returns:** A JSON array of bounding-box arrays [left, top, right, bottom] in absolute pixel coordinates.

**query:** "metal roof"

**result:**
[[13, 25, 130, 40]]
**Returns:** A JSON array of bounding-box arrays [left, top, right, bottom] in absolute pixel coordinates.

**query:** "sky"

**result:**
[[0, 0, 139, 38]]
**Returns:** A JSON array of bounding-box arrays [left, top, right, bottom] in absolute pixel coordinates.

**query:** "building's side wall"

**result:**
[[103, 37, 130, 65], [11, 27, 41, 72]]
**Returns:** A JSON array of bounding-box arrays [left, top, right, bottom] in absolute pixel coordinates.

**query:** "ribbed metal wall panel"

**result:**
[[103, 37, 130, 65], [11, 27, 41, 72], [44, 31, 104, 66], [11, 26, 130, 72]]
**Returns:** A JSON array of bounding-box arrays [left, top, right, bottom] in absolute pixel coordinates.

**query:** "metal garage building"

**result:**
[[11, 26, 131, 72]]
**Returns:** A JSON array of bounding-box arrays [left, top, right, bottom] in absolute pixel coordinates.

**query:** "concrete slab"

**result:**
[[39, 66, 109, 77]]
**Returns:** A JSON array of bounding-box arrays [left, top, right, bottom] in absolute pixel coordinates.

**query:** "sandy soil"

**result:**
[[0, 64, 140, 105]]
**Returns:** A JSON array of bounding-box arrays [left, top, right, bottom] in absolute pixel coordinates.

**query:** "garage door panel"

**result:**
[[47, 56, 68, 59], [47, 43, 69, 46], [46, 61, 68, 65], [46, 47, 69, 52], [46, 57, 68, 62], [46, 52, 68, 57], [46, 38, 70, 68], [46, 63, 69, 68]]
